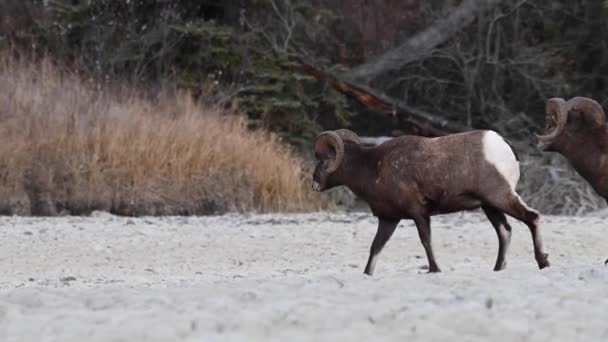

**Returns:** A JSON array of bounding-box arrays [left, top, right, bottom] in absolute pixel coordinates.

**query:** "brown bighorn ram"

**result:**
[[536, 96, 608, 265], [313, 129, 550, 275]]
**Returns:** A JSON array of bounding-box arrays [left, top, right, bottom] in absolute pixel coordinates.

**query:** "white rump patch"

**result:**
[[482, 131, 520, 189]]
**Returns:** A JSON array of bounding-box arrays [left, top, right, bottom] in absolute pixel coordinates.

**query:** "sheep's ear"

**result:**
[[334, 129, 360, 145]]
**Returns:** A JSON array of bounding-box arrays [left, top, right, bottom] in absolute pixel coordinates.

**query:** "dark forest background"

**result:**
[[1, 0, 607, 215]]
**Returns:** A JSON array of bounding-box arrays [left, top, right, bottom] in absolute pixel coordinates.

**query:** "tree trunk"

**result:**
[[344, 0, 505, 83]]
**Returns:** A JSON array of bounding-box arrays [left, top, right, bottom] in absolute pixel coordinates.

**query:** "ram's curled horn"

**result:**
[[334, 129, 361, 145], [314, 131, 344, 173], [566, 97, 606, 126], [536, 98, 568, 142]]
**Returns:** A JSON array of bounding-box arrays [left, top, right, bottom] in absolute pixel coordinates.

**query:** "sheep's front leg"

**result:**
[[364, 218, 399, 276], [413, 215, 441, 273]]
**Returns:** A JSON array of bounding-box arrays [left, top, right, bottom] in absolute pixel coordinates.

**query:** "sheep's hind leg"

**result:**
[[486, 193, 549, 269], [605, 200, 608, 266], [364, 218, 399, 276], [482, 205, 513, 271], [413, 215, 441, 273]]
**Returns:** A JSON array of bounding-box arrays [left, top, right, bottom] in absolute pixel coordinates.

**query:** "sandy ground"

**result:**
[[0, 211, 607, 342]]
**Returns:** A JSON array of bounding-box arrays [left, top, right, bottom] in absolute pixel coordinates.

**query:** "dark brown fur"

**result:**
[[314, 130, 550, 275]]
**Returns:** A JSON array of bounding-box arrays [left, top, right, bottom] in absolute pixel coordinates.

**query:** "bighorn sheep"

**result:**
[[536, 96, 608, 265], [313, 129, 550, 275]]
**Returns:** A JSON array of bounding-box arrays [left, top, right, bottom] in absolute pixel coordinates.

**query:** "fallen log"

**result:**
[[289, 53, 469, 137]]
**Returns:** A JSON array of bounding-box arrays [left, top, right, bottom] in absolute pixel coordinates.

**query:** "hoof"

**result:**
[[537, 253, 550, 269], [604, 258, 607, 265], [493, 261, 507, 271], [428, 267, 441, 273]]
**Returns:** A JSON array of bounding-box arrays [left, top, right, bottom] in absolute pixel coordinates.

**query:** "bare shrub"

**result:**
[[0, 56, 329, 215]]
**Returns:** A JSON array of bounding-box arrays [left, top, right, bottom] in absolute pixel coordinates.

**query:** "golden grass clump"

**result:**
[[0, 57, 328, 215]]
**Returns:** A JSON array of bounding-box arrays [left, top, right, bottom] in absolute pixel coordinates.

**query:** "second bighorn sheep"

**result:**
[[313, 129, 550, 275], [536, 96, 608, 265], [536, 97, 608, 198]]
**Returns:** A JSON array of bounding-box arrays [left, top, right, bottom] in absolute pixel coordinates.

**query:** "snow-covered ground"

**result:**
[[0, 211, 606, 341]]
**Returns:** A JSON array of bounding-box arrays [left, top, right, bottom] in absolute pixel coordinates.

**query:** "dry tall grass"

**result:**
[[0, 57, 328, 215]]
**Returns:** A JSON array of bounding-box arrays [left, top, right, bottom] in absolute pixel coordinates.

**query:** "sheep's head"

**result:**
[[536, 97, 606, 151], [312, 129, 360, 191]]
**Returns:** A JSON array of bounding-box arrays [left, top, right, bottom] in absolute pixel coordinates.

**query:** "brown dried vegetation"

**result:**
[[0, 57, 327, 215]]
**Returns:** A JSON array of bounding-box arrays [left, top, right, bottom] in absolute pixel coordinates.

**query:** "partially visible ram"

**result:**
[[536, 96, 608, 264], [537, 97, 608, 199], [312, 129, 550, 275]]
